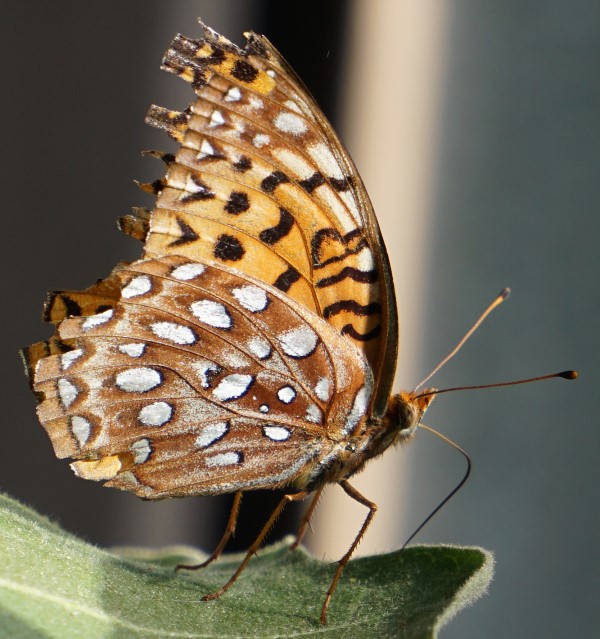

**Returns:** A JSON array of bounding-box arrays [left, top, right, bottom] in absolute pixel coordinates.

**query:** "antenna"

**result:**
[[417, 370, 578, 399], [413, 288, 510, 392]]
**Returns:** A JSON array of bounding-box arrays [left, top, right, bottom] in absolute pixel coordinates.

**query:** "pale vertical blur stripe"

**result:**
[[307, 1, 450, 558]]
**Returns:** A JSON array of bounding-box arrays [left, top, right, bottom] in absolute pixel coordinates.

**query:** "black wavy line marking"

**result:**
[[259, 208, 294, 245], [316, 267, 378, 288], [260, 170, 289, 193], [340, 324, 381, 341], [323, 300, 381, 319], [311, 227, 367, 268]]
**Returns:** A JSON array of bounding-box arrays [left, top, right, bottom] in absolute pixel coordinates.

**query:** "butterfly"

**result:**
[[21, 19, 457, 624]]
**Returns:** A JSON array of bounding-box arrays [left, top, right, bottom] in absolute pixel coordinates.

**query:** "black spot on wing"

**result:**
[[247, 35, 270, 58], [330, 175, 354, 192], [225, 191, 250, 214], [43, 293, 82, 322], [273, 266, 301, 292], [299, 172, 326, 193], [95, 304, 113, 314], [206, 45, 226, 66], [261, 171, 289, 193], [231, 59, 259, 83], [233, 155, 252, 172], [214, 234, 245, 261], [147, 179, 166, 195]]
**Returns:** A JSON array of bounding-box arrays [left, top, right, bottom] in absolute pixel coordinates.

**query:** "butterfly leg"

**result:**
[[320, 480, 377, 625], [290, 485, 324, 550], [202, 490, 310, 602], [176, 491, 243, 571]]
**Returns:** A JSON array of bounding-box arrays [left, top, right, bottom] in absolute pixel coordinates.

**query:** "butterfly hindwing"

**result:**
[[32, 255, 371, 498]]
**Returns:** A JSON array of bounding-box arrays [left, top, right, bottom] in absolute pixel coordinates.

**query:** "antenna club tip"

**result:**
[[500, 287, 511, 299], [560, 370, 578, 380]]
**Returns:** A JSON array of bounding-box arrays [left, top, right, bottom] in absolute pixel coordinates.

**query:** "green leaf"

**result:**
[[0, 492, 493, 638]]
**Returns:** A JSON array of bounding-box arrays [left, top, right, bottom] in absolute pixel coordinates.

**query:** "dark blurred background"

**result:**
[[1, 2, 598, 637]]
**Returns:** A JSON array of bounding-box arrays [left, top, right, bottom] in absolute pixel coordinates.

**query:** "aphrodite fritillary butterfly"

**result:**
[[21, 20, 575, 624]]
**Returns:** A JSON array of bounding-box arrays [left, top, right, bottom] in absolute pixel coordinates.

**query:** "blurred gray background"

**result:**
[[1, 1, 597, 637]]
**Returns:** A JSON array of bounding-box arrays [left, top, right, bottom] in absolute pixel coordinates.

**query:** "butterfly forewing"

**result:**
[[140, 22, 397, 417], [32, 255, 371, 498]]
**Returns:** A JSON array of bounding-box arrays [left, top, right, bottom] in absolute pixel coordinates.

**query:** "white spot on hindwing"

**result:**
[[247, 336, 271, 360], [171, 262, 206, 281], [122, 275, 152, 299], [277, 386, 296, 404], [272, 148, 314, 180], [305, 404, 322, 424], [263, 425, 291, 441], [212, 374, 254, 401], [221, 348, 251, 369], [232, 285, 269, 312], [278, 326, 318, 358], [71, 416, 91, 446], [191, 360, 222, 389], [357, 245, 376, 272], [116, 367, 162, 393], [131, 438, 151, 464], [138, 401, 173, 427], [82, 309, 113, 330], [315, 377, 330, 401], [150, 321, 197, 345], [190, 300, 232, 329], [118, 343, 146, 358], [195, 421, 229, 448], [206, 452, 242, 467], [58, 378, 78, 408], [61, 349, 83, 370], [343, 383, 372, 435]]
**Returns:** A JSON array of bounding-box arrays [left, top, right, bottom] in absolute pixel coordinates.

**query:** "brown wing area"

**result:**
[[21, 268, 123, 389], [30, 255, 370, 499], [125, 21, 397, 419]]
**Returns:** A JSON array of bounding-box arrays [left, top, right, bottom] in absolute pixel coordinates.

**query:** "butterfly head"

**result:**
[[384, 390, 437, 444]]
